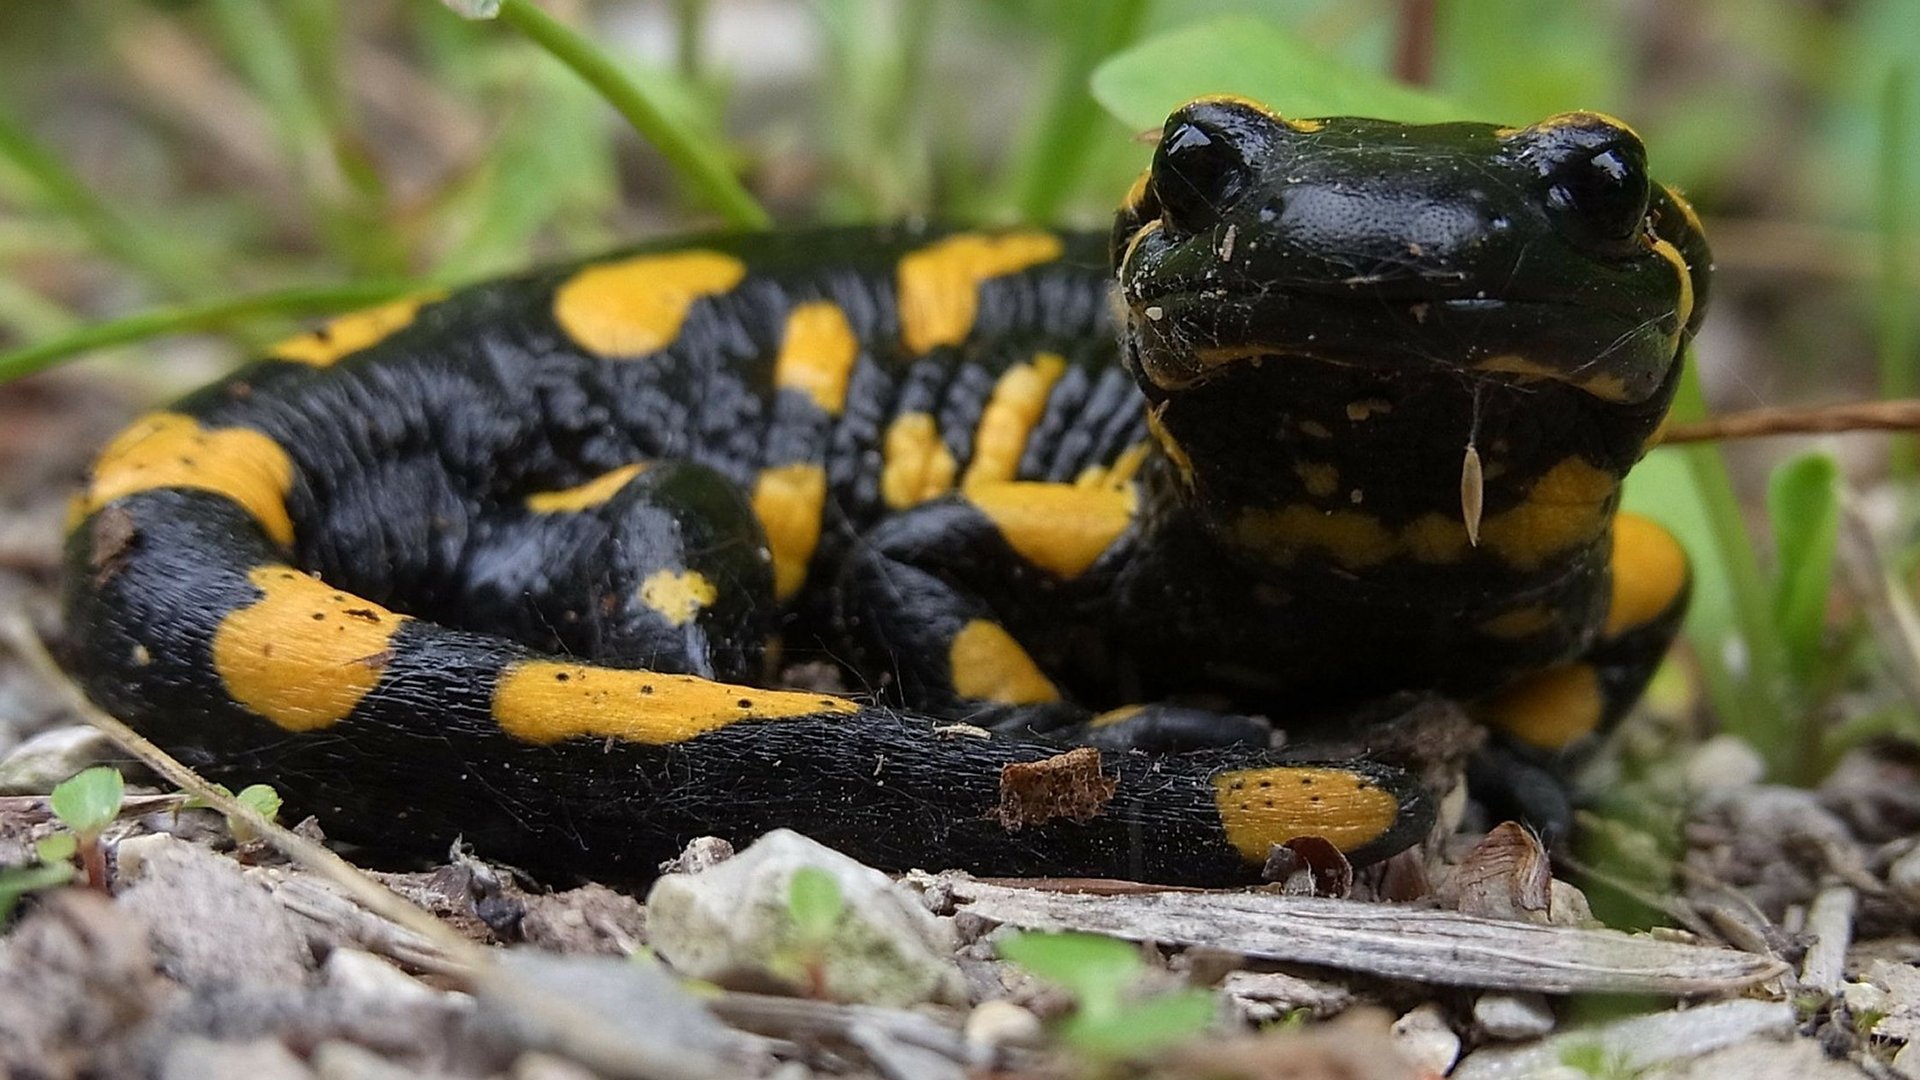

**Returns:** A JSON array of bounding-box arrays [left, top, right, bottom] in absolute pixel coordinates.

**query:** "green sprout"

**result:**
[[775, 866, 845, 998], [47, 766, 125, 890], [997, 930, 1215, 1062], [0, 833, 78, 925]]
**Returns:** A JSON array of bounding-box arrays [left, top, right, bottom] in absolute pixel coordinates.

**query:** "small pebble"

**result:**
[[1390, 1002, 1460, 1076], [1888, 844, 1920, 908], [1474, 991, 1556, 1040], [1684, 734, 1766, 792], [1893, 1041, 1920, 1080], [964, 999, 1043, 1051], [322, 948, 443, 1005], [0, 727, 117, 794]]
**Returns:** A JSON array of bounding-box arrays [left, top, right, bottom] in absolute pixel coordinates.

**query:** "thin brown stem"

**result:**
[[1657, 399, 1920, 445], [1392, 0, 1436, 86]]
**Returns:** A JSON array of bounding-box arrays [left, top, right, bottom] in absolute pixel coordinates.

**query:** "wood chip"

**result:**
[[946, 878, 1788, 994], [1799, 884, 1856, 994], [1450, 999, 1795, 1079]]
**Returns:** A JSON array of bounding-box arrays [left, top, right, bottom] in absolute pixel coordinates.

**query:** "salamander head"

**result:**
[[1113, 96, 1711, 407]]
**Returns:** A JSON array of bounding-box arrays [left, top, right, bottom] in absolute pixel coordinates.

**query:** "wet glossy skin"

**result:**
[[59, 98, 1709, 883]]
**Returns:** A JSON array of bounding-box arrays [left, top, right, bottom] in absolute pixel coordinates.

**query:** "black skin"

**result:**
[[60, 99, 1709, 883]]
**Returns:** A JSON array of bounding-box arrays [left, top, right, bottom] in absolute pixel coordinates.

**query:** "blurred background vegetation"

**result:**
[[0, 0, 1916, 793]]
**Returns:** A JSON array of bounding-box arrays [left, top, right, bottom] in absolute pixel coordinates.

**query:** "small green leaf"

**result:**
[[1767, 451, 1842, 681], [49, 767, 124, 838], [34, 833, 77, 864], [997, 930, 1143, 1009], [234, 784, 284, 824], [1062, 988, 1217, 1060], [0, 862, 76, 924], [787, 867, 843, 941], [1091, 16, 1475, 133]]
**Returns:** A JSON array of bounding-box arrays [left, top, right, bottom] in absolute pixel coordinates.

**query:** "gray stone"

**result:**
[[0, 726, 116, 794], [116, 834, 312, 987], [1473, 991, 1555, 1040], [476, 949, 741, 1076], [1684, 734, 1766, 793], [647, 829, 966, 1007], [1390, 1002, 1460, 1076]]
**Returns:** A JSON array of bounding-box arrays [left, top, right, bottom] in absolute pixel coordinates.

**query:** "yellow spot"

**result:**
[[269, 292, 444, 366], [1474, 355, 1563, 382], [1400, 513, 1470, 564], [1533, 109, 1641, 140], [964, 353, 1069, 488], [1577, 373, 1632, 402], [1146, 406, 1195, 485], [1089, 704, 1146, 729], [1212, 766, 1402, 863], [1294, 462, 1340, 499], [639, 570, 717, 627], [211, 567, 409, 731], [1650, 236, 1695, 349], [1297, 420, 1334, 439], [553, 251, 747, 357], [881, 412, 958, 509], [1232, 506, 1395, 568], [1479, 457, 1618, 571], [774, 301, 859, 415], [1604, 512, 1689, 635], [949, 619, 1059, 705], [897, 232, 1064, 354], [493, 661, 854, 746], [1344, 399, 1392, 422], [1074, 442, 1154, 492], [969, 482, 1136, 579], [524, 463, 648, 513], [1479, 605, 1559, 640], [751, 463, 828, 602], [1479, 664, 1605, 751], [1236, 461, 1613, 572], [83, 412, 296, 547]]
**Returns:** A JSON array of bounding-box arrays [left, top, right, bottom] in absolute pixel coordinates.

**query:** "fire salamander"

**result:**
[[60, 98, 1710, 885]]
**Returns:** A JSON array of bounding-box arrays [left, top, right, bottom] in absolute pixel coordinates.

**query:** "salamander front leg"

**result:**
[[836, 481, 1148, 735], [1473, 512, 1691, 841]]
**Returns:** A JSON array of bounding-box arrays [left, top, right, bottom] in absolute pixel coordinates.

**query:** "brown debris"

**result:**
[[85, 505, 137, 586], [993, 747, 1116, 830], [1440, 822, 1552, 922], [1263, 835, 1355, 898]]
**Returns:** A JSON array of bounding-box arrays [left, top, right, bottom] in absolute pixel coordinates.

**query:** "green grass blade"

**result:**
[[490, 0, 771, 231], [1091, 15, 1475, 133], [993, 0, 1151, 224], [0, 103, 222, 299], [1767, 451, 1842, 685], [0, 281, 416, 384], [1669, 358, 1793, 778], [1877, 63, 1915, 478]]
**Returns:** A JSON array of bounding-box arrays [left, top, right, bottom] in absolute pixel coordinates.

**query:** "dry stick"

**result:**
[[3, 617, 722, 1080], [1658, 398, 1920, 444]]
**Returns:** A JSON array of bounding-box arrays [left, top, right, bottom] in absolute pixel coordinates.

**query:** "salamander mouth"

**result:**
[[1123, 285, 1685, 404]]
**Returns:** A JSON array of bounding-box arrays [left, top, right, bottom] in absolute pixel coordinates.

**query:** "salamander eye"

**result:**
[[1543, 140, 1651, 254], [1152, 118, 1253, 233]]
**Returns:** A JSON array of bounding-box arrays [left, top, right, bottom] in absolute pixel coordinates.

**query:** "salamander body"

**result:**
[[60, 99, 1710, 884]]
